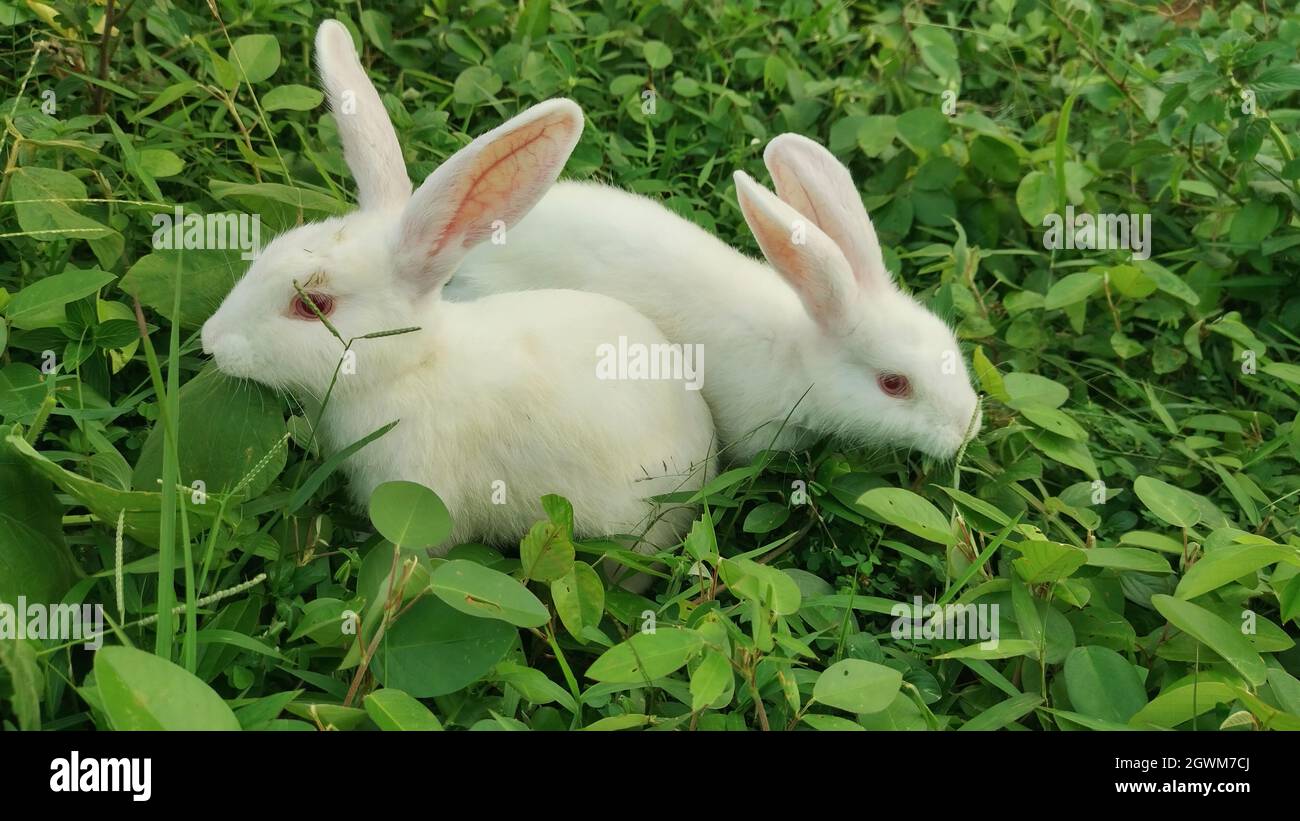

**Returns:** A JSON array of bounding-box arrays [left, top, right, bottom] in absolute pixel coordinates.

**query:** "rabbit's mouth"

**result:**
[[202, 328, 259, 382]]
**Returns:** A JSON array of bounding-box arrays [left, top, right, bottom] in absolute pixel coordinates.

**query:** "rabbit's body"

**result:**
[[449, 181, 819, 455], [448, 166, 982, 461], [202, 25, 717, 590], [316, 286, 715, 550]]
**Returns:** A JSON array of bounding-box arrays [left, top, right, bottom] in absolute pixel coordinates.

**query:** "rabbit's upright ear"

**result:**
[[392, 99, 584, 296], [734, 170, 858, 331], [315, 20, 411, 211], [763, 133, 890, 292]]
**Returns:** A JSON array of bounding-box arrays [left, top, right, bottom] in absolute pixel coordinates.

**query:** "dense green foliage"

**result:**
[[2, 0, 1300, 731]]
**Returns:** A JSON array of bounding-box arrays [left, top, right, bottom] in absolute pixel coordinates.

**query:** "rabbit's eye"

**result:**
[[877, 372, 912, 399], [292, 292, 335, 320]]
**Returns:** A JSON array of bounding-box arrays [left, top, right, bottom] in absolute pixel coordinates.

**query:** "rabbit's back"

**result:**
[[324, 289, 714, 550]]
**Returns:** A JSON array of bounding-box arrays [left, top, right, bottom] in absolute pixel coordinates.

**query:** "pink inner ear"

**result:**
[[740, 196, 837, 325], [769, 164, 825, 234], [429, 112, 575, 259]]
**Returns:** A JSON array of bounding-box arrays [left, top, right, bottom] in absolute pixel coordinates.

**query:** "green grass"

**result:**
[[2, 0, 1300, 731]]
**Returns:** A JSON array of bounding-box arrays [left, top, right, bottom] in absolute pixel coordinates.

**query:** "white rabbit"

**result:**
[[200, 21, 715, 589], [450, 135, 982, 461], [295, 21, 978, 463]]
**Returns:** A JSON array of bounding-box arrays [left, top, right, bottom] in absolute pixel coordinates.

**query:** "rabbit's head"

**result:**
[[734, 133, 980, 459], [201, 21, 584, 399]]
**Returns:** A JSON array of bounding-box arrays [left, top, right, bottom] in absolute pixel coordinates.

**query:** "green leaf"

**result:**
[[453, 65, 503, 105], [896, 108, 950, 153], [119, 249, 245, 327], [428, 559, 549, 627], [371, 596, 515, 697], [519, 520, 575, 582], [689, 650, 732, 712], [812, 659, 903, 714], [1016, 171, 1057, 225], [133, 365, 286, 501], [4, 268, 115, 330], [934, 639, 1039, 660], [1003, 372, 1069, 409], [1084, 547, 1172, 574], [368, 480, 453, 551], [719, 557, 802, 615], [10, 166, 122, 267], [1133, 476, 1201, 528], [1063, 646, 1148, 723], [1018, 405, 1088, 440], [363, 689, 443, 730], [910, 25, 960, 87], [743, 502, 790, 534], [585, 628, 703, 683], [494, 661, 577, 712], [1014, 540, 1087, 584], [550, 561, 604, 640], [1130, 679, 1238, 728], [0, 443, 80, 606], [262, 84, 324, 111], [1044, 272, 1103, 310], [228, 34, 280, 83], [854, 487, 954, 545], [1150, 595, 1267, 686], [1176, 543, 1300, 600], [959, 693, 1043, 731], [642, 40, 673, 69], [0, 637, 42, 729], [94, 646, 240, 730], [6, 433, 217, 548]]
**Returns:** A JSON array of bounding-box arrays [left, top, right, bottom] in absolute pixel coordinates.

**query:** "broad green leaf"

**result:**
[[934, 639, 1039, 660], [550, 561, 604, 640], [585, 628, 703, 683], [689, 650, 732, 712], [1151, 595, 1267, 686], [6, 434, 217, 548], [228, 34, 280, 83], [1013, 540, 1087, 584], [363, 689, 443, 730], [371, 596, 515, 697], [519, 520, 575, 582], [1134, 476, 1201, 528], [3, 268, 115, 330], [133, 365, 286, 501], [368, 481, 453, 551], [1003, 372, 1069, 409], [428, 559, 549, 627], [119, 249, 245, 327], [94, 646, 240, 730], [855, 487, 954, 545], [959, 693, 1042, 731], [719, 557, 801, 614], [1063, 646, 1148, 723], [743, 502, 790, 534], [262, 84, 323, 111], [812, 659, 903, 714], [1176, 543, 1300, 600], [0, 443, 79, 605], [1044, 272, 1103, 310], [1130, 679, 1238, 728], [494, 662, 577, 712], [1084, 547, 1172, 574], [896, 108, 950, 152]]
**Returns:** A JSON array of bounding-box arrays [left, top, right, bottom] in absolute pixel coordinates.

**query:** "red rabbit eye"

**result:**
[[292, 292, 334, 320], [877, 372, 912, 398]]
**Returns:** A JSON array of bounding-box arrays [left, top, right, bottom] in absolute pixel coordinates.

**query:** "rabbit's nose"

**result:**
[[200, 321, 215, 355]]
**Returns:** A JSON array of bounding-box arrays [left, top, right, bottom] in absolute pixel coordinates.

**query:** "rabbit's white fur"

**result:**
[[450, 172, 981, 461], [201, 22, 715, 588]]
